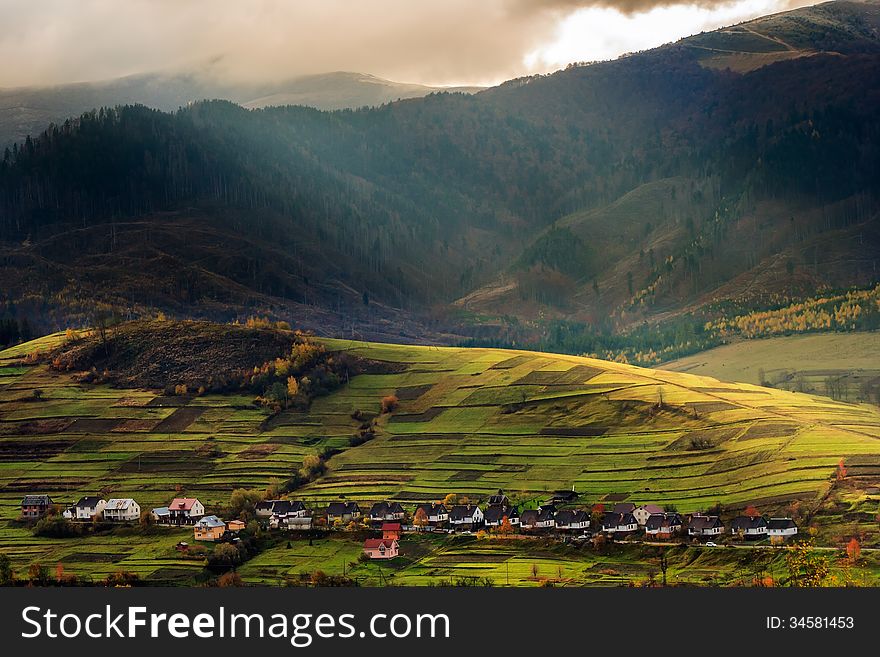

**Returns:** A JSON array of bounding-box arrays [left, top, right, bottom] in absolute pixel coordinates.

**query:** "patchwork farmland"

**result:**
[[1, 326, 880, 582]]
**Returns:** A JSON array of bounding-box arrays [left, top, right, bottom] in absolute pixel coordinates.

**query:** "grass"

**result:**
[[662, 332, 880, 403], [2, 330, 880, 582]]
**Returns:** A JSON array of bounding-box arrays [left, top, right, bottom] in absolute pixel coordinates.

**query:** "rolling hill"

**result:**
[[2, 322, 878, 514], [2, 321, 879, 584], [662, 331, 880, 402]]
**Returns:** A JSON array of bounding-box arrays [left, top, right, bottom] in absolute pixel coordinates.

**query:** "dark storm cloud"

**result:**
[[0, 0, 815, 88]]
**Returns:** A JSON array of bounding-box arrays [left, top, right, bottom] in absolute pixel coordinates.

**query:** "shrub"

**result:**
[[33, 516, 80, 538], [381, 395, 399, 413]]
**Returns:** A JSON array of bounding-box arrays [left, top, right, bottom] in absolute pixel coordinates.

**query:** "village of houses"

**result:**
[[19, 488, 799, 563]]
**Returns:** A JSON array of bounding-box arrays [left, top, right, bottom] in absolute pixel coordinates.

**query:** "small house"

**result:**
[[226, 519, 246, 533], [382, 522, 402, 540], [449, 504, 484, 529], [255, 500, 280, 519], [644, 513, 682, 538], [269, 500, 308, 526], [326, 501, 362, 524], [415, 503, 449, 526], [167, 497, 205, 524], [687, 514, 724, 537], [602, 512, 638, 534], [554, 509, 590, 531], [612, 502, 636, 515], [730, 515, 768, 539], [21, 495, 53, 519], [766, 518, 798, 539], [194, 515, 226, 542], [550, 489, 579, 504], [633, 504, 665, 526], [487, 489, 510, 506], [103, 498, 141, 523], [283, 516, 314, 531], [369, 501, 406, 522], [483, 504, 519, 527], [151, 507, 170, 523], [363, 538, 399, 560], [521, 505, 556, 530], [64, 496, 106, 521]]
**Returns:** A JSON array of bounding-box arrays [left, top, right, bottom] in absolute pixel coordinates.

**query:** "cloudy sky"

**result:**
[[0, 0, 821, 88]]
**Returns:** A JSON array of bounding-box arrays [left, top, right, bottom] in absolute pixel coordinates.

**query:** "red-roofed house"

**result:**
[[168, 498, 205, 525], [363, 538, 399, 559], [382, 522, 402, 540]]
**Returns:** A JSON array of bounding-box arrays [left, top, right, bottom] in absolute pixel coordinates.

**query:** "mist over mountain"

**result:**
[[0, 70, 483, 149], [1, 0, 878, 342]]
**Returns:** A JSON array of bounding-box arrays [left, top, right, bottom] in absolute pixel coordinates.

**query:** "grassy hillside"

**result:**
[[3, 327, 879, 515], [662, 332, 880, 403], [2, 324, 880, 583]]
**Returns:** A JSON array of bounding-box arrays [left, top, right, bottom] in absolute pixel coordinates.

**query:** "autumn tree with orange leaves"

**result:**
[[846, 538, 861, 563]]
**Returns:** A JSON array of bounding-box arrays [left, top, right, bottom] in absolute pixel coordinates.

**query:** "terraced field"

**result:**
[[2, 331, 880, 581], [303, 339, 880, 510]]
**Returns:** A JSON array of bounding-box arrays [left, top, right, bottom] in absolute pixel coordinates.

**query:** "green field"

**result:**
[[2, 331, 880, 583], [662, 332, 880, 403]]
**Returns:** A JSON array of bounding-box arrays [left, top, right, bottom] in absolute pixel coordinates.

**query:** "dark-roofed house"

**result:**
[[730, 515, 768, 539], [519, 509, 539, 530], [415, 503, 449, 526], [487, 490, 509, 506], [369, 501, 406, 523], [255, 500, 279, 519], [269, 501, 309, 529], [554, 509, 590, 531], [767, 518, 798, 539], [687, 514, 724, 537], [633, 504, 665, 526], [601, 512, 638, 534], [522, 505, 556, 530], [363, 538, 399, 560], [644, 513, 683, 539], [326, 501, 362, 524], [21, 495, 53, 519], [449, 504, 484, 529], [63, 496, 106, 521], [612, 502, 636, 515], [550, 489, 578, 504], [483, 504, 519, 527]]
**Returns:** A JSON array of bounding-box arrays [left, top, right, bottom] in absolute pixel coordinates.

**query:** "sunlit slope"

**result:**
[[304, 339, 880, 509], [1, 334, 878, 519]]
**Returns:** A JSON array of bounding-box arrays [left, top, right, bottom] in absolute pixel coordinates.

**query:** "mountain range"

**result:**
[[1, 0, 878, 344]]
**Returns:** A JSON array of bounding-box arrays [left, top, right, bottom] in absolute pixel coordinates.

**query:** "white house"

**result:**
[[644, 513, 683, 538], [554, 509, 590, 531], [64, 496, 106, 520], [687, 514, 724, 537], [602, 512, 638, 534], [449, 504, 484, 528], [103, 498, 141, 522], [767, 518, 798, 538], [483, 504, 519, 527], [167, 497, 205, 524], [633, 504, 665, 526], [415, 503, 449, 525], [730, 515, 768, 538], [369, 501, 406, 522]]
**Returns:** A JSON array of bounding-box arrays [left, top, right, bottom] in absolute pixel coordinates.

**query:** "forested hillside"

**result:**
[[1, 1, 879, 340]]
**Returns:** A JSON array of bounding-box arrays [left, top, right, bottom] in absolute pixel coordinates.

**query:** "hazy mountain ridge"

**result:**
[[1, 1, 878, 339], [0, 70, 483, 148]]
